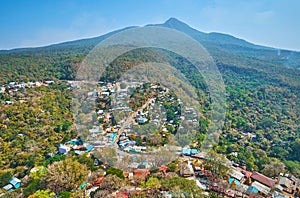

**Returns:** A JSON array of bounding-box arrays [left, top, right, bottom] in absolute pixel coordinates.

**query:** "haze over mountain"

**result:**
[[1, 18, 299, 70]]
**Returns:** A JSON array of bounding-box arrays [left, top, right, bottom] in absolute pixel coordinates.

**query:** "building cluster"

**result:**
[[1, 80, 55, 105], [58, 138, 95, 155], [1, 80, 55, 94], [181, 149, 300, 198], [2, 178, 21, 192]]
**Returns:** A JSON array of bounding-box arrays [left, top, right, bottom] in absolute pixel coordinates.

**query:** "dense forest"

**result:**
[[0, 44, 299, 177]]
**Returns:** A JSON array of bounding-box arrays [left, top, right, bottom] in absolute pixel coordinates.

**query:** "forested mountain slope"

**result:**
[[0, 18, 299, 177]]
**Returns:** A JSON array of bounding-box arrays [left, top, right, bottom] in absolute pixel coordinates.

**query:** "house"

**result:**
[[133, 169, 150, 181], [192, 152, 207, 159], [45, 80, 55, 84], [3, 184, 14, 191], [5, 101, 13, 105], [271, 191, 289, 198], [179, 161, 194, 177], [246, 185, 259, 195], [250, 171, 276, 188], [137, 117, 148, 124], [182, 148, 199, 156], [68, 138, 83, 145], [236, 167, 252, 178], [159, 166, 168, 175], [58, 145, 70, 154], [278, 175, 297, 194], [8, 82, 16, 87], [89, 126, 103, 134], [279, 176, 292, 189], [75, 150, 84, 155], [86, 145, 95, 152], [2, 178, 21, 191], [97, 109, 104, 114], [115, 190, 129, 198], [250, 181, 271, 196], [101, 91, 110, 97], [229, 169, 245, 183]]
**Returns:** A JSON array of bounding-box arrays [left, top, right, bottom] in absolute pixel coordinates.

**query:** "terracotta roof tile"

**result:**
[[251, 171, 276, 188]]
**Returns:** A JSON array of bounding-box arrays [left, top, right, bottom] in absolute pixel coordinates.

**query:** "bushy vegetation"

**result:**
[[0, 25, 299, 196]]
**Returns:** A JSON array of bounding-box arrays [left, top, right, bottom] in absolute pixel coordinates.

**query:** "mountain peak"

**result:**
[[165, 17, 183, 24], [163, 17, 189, 28]]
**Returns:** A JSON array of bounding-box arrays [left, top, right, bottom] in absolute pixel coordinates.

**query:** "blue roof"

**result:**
[[110, 133, 116, 139], [68, 139, 81, 145], [137, 117, 148, 123], [9, 178, 21, 188], [229, 178, 241, 185], [191, 149, 199, 154], [247, 186, 259, 194], [182, 148, 190, 155], [86, 145, 94, 152], [75, 150, 83, 155], [3, 184, 13, 191], [182, 148, 199, 155]]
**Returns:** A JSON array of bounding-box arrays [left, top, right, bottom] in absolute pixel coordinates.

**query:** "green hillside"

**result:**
[[0, 18, 299, 178]]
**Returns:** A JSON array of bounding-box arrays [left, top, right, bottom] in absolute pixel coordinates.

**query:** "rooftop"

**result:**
[[251, 171, 276, 188]]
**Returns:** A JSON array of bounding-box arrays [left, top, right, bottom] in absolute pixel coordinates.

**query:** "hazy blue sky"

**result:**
[[1, 0, 299, 51]]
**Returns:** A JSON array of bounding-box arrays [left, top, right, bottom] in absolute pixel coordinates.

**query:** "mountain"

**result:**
[[2, 17, 299, 70], [156, 18, 300, 70], [149, 17, 269, 49], [0, 17, 299, 178]]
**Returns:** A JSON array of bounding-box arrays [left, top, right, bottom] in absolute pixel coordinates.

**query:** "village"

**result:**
[[0, 80, 55, 105], [1, 80, 300, 198], [55, 81, 300, 198]]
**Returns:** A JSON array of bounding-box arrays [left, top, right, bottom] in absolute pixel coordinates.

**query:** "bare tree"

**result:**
[[99, 174, 124, 192], [44, 158, 88, 193], [262, 158, 285, 178], [147, 148, 176, 168]]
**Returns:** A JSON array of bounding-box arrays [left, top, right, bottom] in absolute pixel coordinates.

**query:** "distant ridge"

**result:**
[[1, 17, 299, 69], [147, 17, 272, 50]]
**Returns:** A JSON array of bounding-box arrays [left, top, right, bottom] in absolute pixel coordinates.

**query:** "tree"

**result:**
[[289, 138, 300, 162], [99, 174, 124, 192], [145, 177, 161, 189], [114, 155, 133, 171], [29, 166, 46, 180], [58, 191, 71, 198], [92, 189, 112, 198], [161, 176, 202, 197], [44, 158, 88, 193], [262, 158, 285, 178], [204, 150, 229, 178], [73, 154, 96, 171], [28, 190, 55, 198], [148, 148, 176, 167], [94, 147, 117, 166], [88, 169, 105, 182], [167, 161, 178, 173], [106, 167, 125, 179], [23, 179, 41, 197], [0, 171, 12, 186]]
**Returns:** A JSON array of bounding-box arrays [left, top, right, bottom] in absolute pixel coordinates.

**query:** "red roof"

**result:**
[[115, 191, 129, 198], [250, 171, 276, 187], [236, 167, 252, 177], [133, 169, 150, 180], [88, 177, 105, 188], [159, 166, 168, 174]]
